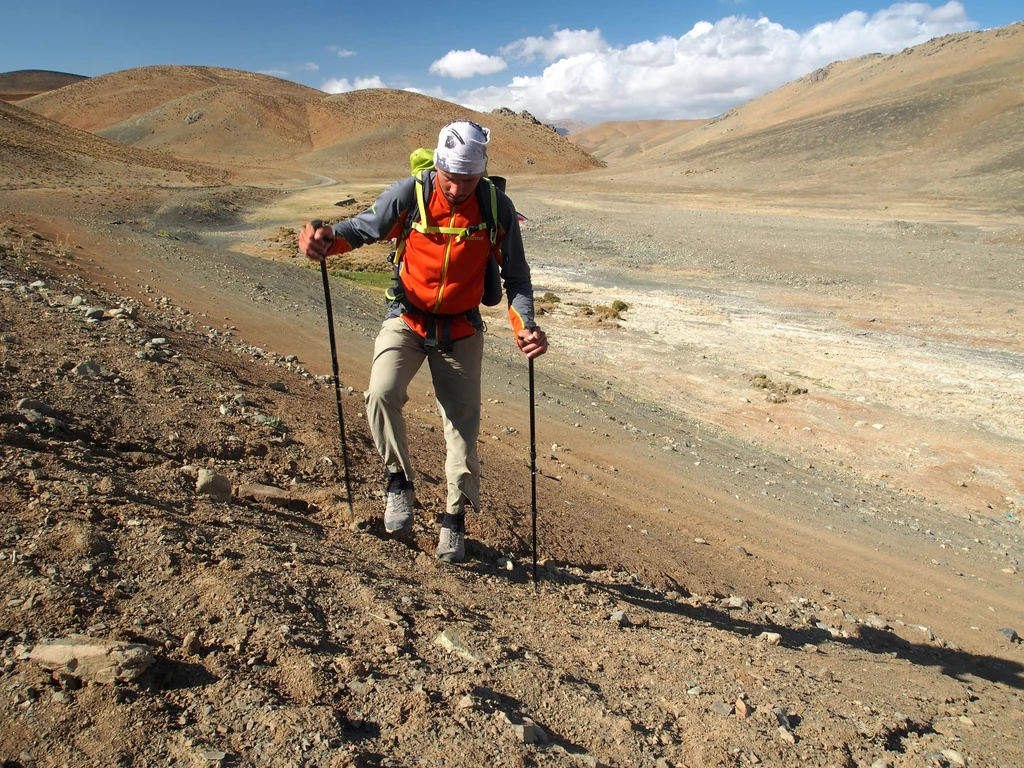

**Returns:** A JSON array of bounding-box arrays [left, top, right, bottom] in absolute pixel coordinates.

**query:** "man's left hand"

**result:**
[[516, 326, 548, 359]]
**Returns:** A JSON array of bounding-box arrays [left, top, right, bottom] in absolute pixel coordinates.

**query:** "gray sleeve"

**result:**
[[332, 177, 415, 248], [496, 193, 536, 329]]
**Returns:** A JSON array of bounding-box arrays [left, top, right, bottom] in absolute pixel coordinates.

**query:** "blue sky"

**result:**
[[3, 1, 1019, 122]]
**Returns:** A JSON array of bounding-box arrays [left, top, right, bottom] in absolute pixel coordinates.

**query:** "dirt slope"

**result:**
[[0, 100, 226, 190], [0, 70, 87, 102], [2, 216, 1022, 768]]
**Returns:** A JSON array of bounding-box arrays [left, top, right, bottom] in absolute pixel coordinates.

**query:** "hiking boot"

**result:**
[[384, 472, 414, 533], [435, 512, 466, 562]]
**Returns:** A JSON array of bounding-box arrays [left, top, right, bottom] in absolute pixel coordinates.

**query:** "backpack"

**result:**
[[388, 149, 504, 307]]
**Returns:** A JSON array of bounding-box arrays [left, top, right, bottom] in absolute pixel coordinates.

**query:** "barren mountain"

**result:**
[[0, 70, 87, 102], [0, 100, 225, 190], [573, 23, 1024, 208], [571, 120, 709, 161], [20, 66, 600, 177]]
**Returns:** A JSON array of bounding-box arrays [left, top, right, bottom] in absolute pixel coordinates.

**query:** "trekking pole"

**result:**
[[311, 220, 354, 524], [529, 354, 538, 594]]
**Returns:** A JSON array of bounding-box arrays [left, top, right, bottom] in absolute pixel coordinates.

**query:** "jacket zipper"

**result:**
[[432, 203, 458, 312]]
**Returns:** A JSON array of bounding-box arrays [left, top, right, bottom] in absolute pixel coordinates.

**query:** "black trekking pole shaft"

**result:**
[[529, 355, 538, 594], [312, 220, 354, 523]]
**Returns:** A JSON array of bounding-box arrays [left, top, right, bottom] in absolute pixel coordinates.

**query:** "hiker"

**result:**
[[299, 120, 547, 563]]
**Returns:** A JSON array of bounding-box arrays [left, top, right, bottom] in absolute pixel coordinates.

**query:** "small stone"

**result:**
[[513, 718, 547, 744], [725, 596, 747, 609], [710, 699, 733, 716], [694, 537, 708, 545], [29, 636, 154, 683], [997, 627, 1019, 643], [267, 382, 288, 392], [777, 726, 796, 744], [735, 698, 752, 718], [870, 759, 891, 768], [83, 307, 105, 320], [609, 611, 630, 627], [434, 630, 483, 665], [16, 398, 52, 414], [72, 360, 101, 378], [196, 470, 232, 502], [940, 750, 966, 767], [758, 631, 782, 645], [181, 631, 201, 657], [200, 749, 227, 762]]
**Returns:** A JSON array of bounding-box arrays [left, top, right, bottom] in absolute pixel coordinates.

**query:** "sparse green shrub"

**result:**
[[611, 299, 629, 314]]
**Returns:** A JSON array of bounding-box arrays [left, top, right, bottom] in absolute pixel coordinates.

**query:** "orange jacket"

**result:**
[[328, 172, 535, 345]]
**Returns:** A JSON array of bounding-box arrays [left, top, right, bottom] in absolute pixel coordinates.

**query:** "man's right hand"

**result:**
[[299, 221, 335, 261]]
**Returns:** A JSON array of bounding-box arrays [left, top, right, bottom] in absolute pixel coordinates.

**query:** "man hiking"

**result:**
[[299, 120, 548, 563]]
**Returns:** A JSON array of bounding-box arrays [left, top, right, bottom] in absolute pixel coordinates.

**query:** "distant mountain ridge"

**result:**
[[0, 69, 88, 102], [567, 22, 1024, 208], [18, 66, 600, 178]]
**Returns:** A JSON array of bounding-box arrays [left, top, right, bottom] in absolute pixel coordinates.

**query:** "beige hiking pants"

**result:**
[[365, 317, 483, 516]]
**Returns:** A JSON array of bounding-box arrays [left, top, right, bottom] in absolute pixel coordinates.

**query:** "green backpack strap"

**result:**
[[410, 171, 493, 243]]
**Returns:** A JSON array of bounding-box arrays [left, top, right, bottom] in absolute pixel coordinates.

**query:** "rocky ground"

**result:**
[[2, 199, 1024, 768]]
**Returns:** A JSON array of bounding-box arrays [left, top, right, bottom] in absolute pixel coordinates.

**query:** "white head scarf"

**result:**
[[434, 120, 490, 175]]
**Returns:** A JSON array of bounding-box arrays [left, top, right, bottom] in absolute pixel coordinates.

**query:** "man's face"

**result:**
[[436, 168, 482, 205]]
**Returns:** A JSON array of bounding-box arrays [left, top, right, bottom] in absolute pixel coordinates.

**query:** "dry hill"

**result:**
[[20, 66, 600, 178], [0, 100, 225, 190], [0, 70, 87, 102], [574, 23, 1024, 210], [571, 119, 710, 161]]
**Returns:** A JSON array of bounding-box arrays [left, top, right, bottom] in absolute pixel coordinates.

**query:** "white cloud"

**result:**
[[429, 49, 508, 78], [321, 76, 388, 94], [501, 28, 607, 62], [329, 46, 357, 58], [454, 1, 977, 121], [301, 62, 319, 71]]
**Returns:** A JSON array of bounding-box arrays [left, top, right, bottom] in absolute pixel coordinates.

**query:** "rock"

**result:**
[[758, 631, 783, 645], [83, 307, 105, 320], [502, 713, 547, 744], [725, 596, 748, 609], [777, 726, 797, 744], [181, 631, 201, 657], [196, 469, 232, 502], [235, 483, 307, 510], [771, 706, 792, 729], [267, 382, 289, 392], [16, 398, 53, 414], [609, 611, 630, 627], [29, 636, 154, 683], [940, 749, 966, 767], [72, 360, 102, 378], [710, 699, 734, 716], [997, 627, 1019, 643], [434, 630, 483, 665], [865, 615, 889, 630], [199, 749, 227, 762], [869, 759, 892, 768], [735, 698, 752, 718]]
